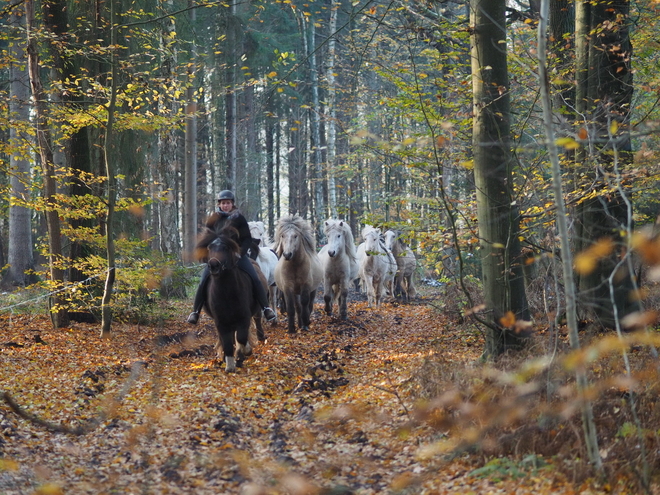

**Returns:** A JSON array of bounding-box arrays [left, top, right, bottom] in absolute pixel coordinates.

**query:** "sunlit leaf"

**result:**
[[610, 120, 619, 135], [556, 137, 580, 149], [499, 311, 516, 328], [574, 238, 614, 274]]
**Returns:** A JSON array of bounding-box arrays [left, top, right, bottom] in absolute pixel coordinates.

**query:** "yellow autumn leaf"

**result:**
[[34, 484, 64, 495], [574, 238, 614, 274], [267, 71, 277, 78], [574, 251, 598, 275], [610, 120, 619, 135], [499, 311, 516, 328], [0, 459, 19, 471], [555, 137, 580, 149]]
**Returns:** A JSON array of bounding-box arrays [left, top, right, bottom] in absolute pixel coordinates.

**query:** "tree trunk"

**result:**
[[26, 0, 69, 328], [100, 0, 119, 338], [326, 0, 338, 218], [265, 101, 276, 235], [538, 0, 602, 470], [574, 0, 639, 329], [5, 5, 34, 288], [308, 20, 325, 238], [245, 83, 260, 220], [183, 1, 198, 259], [152, 0, 180, 256], [225, 0, 238, 191], [470, 0, 529, 358]]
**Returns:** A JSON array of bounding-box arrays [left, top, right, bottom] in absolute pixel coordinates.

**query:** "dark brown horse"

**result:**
[[196, 226, 266, 372]]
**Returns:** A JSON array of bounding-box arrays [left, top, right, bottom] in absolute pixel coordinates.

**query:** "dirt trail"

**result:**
[[1, 299, 575, 494]]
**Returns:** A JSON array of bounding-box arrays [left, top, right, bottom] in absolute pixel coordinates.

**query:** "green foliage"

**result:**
[[468, 455, 549, 482], [33, 243, 194, 325]]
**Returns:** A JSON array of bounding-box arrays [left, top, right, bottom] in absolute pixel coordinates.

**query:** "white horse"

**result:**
[[354, 241, 366, 293], [359, 226, 397, 307], [318, 219, 359, 319], [384, 229, 417, 302], [248, 221, 279, 319]]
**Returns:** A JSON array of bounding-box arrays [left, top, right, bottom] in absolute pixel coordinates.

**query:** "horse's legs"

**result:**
[[323, 281, 333, 316], [235, 322, 252, 368], [254, 315, 266, 342], [407, 274, 416, 298], [269, 285, 279, 321], [339, 286, 348, 320], [284, 291, 297, 333], [374, 279, 382, 307], [297, 292, 308, 330], [217, 327, 237, 373], [364, 275, 374, 307]]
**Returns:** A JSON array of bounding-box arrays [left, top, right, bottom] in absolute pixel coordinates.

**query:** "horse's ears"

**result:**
[[339, 221, 344, 227]]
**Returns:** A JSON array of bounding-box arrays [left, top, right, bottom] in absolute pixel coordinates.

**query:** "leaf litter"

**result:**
[[0, 293, 650, 494]]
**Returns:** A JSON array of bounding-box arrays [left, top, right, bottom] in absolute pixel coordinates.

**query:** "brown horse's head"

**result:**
[[205, 226, 241, 274]]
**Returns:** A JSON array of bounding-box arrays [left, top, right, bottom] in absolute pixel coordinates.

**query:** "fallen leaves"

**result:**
[[1, 295, 650, 494]]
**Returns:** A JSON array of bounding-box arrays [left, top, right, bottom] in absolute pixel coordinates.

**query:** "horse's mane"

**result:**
[[248, 221, 273, 247], [386, 229, 409, 254], [325, 219, 357, 259], [194, 224, 240, 262], [361, 225, 379, 240], [274, 214, 317, 256]]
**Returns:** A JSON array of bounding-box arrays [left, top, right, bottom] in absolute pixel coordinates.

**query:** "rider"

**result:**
[[187, 190, 277, 324]]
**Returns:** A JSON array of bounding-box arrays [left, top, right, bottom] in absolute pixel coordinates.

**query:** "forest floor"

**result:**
[[0, 287, 654, 494]]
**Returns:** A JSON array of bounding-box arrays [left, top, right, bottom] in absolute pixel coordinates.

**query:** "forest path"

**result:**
[[2, 295, 579, 494]]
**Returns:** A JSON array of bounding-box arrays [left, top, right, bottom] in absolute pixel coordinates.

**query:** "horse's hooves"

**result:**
[[225, 356, 237, 373]]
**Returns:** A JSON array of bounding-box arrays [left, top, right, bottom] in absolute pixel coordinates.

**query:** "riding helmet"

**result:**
[[217, 190, 235, 202]]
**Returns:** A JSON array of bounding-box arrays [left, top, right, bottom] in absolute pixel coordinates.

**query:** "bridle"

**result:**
[[208, 239, 239, 272]]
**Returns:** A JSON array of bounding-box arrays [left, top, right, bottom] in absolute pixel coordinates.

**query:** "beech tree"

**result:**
[[573, 0, 639, 329], [5, 5, 33, 288], [470, 0, 530, 357]]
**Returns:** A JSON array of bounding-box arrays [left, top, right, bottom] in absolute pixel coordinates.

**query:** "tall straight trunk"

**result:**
[[288, 108, 302, 215], [6, 5, 34, 288], [183, 1, 198, 259], [309, 21, 324, 237], [470, 0, 529, 357], [245, 83, 260, 219], [538, 0, 602, 470], [26, 0, 69, 328], [100, 0, 118, 338], [275, 118, 282, 228], [225, 0, 238, 190], [326, 0, 338, 218], [574, 0, 638, 328], [549, 0, 575, 113], [265, 101, 276, 234], [152, 0, 180, 255]]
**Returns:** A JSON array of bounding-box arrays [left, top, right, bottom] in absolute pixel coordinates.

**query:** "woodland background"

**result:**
[[3, 0, 660, 493]]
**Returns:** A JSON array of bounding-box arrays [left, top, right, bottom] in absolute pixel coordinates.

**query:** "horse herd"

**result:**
[[195, 214, 417, 372]]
